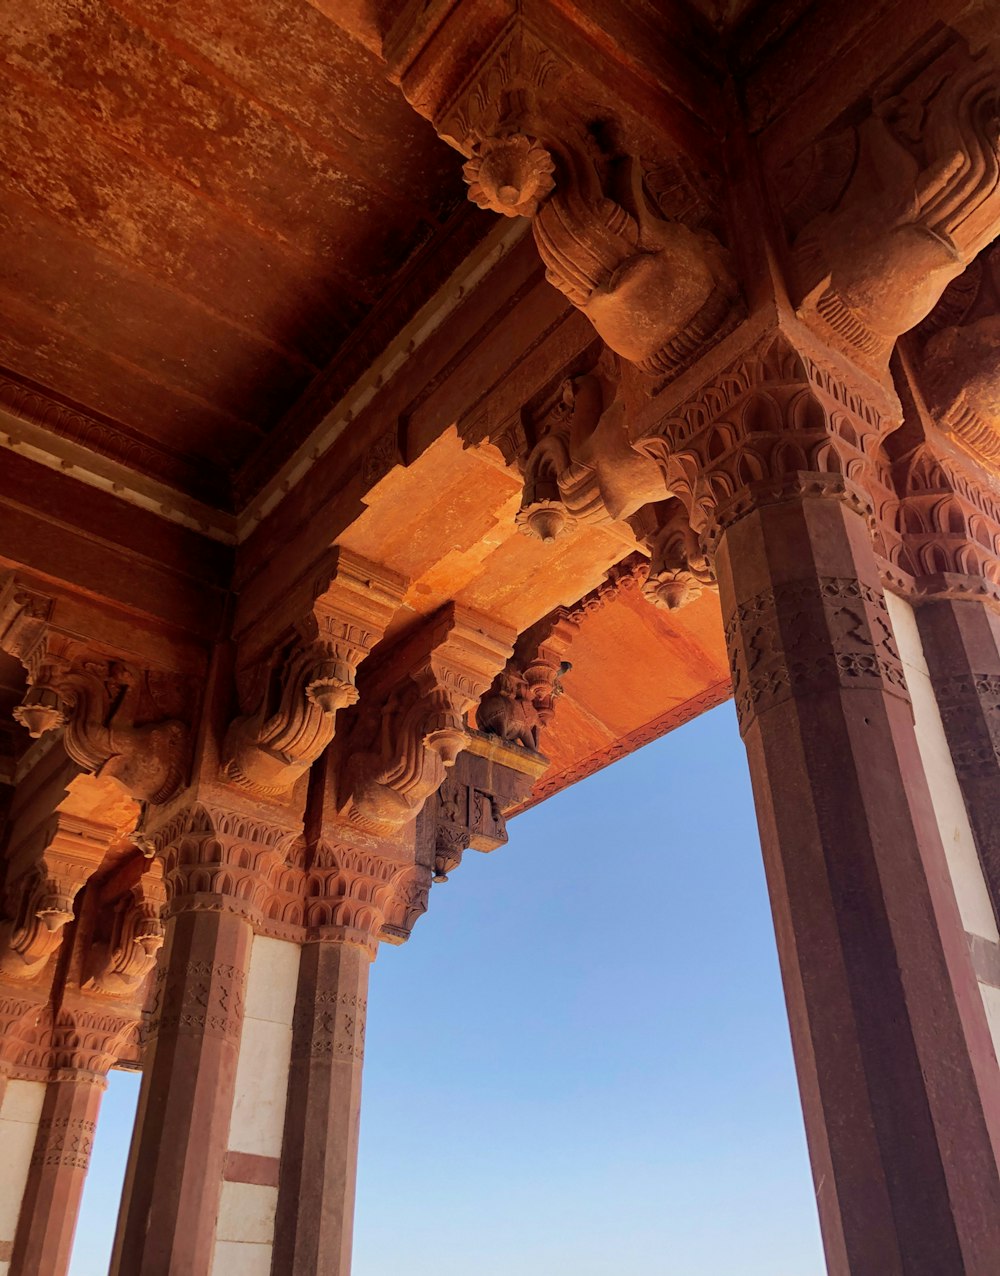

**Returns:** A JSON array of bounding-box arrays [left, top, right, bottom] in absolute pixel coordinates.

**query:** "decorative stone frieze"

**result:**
[[779, 31, 1000, 371], [223, 549, 406, 799], [338, 604, 514, 834]]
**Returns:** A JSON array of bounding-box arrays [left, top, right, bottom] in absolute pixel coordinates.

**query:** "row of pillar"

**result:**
[[2, 566, 998, 1276]]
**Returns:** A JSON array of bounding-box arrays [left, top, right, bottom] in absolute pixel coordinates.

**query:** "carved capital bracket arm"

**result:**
[[0, 575, 193, 806], [385, 11, 739, 384], [776, 31, 1000, 376], [478, 606, 578, 753], [222, 549, 407, 799], [338, 603, 516, 835]]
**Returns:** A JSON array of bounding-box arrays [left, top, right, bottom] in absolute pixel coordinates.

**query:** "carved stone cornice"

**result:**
[[0, 576, 192, 805], [777, 30, 1000, 373], [223, 550, 406, 799], [338, 604, 515, 835], [388, 11, 739, 383]]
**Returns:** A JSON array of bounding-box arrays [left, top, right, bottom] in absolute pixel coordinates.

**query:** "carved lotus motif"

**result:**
[[515, 499, 574, 543], [13, 685, 67, 738], [463, 135, 556, 218]]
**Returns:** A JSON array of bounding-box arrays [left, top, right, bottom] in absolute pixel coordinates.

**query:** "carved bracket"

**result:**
[[83, 858, 166, 998], [516, 353, 668, 542], [780, 32, 1000, 371], [391, 14, 738, 382], [0, 577, 192, 805], [478, 608, 578, 752], [339, 604, 515, 834], [223, 551, 406, 798]]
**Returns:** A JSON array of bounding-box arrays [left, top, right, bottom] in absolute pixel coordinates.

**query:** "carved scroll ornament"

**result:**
[[478, 608, 577, 751], [84, 860, 166, 997], [223, 552, 405, 799], [640, 499, 716, 612], [784, 35, 1000, 369], [340, 606, 514, 835]]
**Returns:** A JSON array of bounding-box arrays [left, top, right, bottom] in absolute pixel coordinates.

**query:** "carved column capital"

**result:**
[[303, 841, 431, 954], [142, 794, 302, 924], [223, 550, 406, 798], [885, 324, 1000, 605], [635, 326, 900, 549], [339, 604, 515, 834]]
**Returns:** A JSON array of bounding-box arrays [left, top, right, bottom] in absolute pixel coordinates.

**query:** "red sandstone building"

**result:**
[[0, 0, 999, 1272]]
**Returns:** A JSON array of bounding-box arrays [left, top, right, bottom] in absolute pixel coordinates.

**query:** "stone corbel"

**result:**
[[388, 14, 738, 381], [0, 577, 191, 805], [339, 604, 515, 834], [83, 857, 166, 998], [477, 608, 578, 752], [0, 803, 132, 981], [781, 32, 1000, 372], [223, 550, 406, 799], [910, 244, 1000, 470], [516, 352, 668, 543], [424, 738, 545, 884]]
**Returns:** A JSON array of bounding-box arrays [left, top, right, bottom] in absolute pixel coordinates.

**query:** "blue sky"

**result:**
[[70, 700, 824, 1275]]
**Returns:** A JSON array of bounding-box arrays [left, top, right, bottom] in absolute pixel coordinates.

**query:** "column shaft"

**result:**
[[9, 1075, 104, 1276], [916, 599, 1000, 914], [718, 494, 1000, 1275], [272, 939, 371, 1276], [110, 906, 251, 1276]]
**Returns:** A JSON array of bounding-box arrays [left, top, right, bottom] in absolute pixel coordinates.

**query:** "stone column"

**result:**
[[109, 798, 297, 1276], [718, 487, 1000, 1273], [110, 903, 251, 1276], [9, 1073, 104, 1276], [272, 936, 371, 1276], [916, 600, 1000, 910]]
